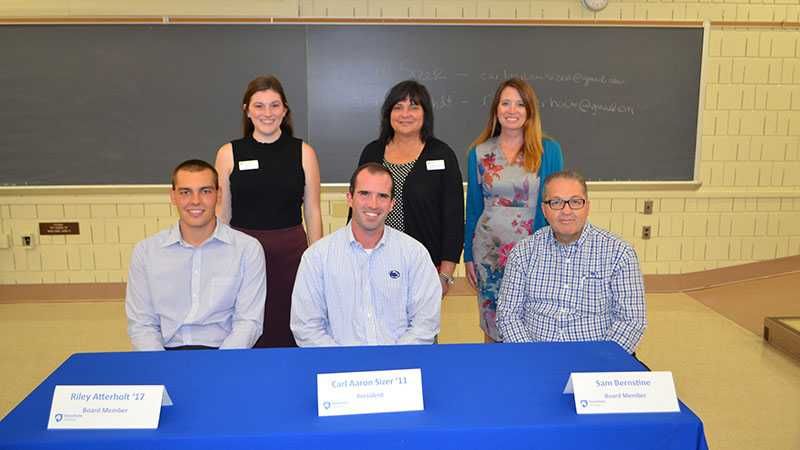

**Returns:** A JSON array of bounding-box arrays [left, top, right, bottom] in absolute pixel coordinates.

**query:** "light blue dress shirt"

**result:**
[[125, 221, 266, 351], [290, 224, 441, 347], [496, 223, 646, 353]]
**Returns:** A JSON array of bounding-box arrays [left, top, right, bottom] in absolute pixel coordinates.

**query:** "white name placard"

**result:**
[[317, 368, 423, 417], [563, 371, 680, 414], [48, 385, 173, 429]]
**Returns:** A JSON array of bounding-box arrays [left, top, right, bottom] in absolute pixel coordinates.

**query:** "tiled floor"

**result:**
[[636, 292, 800, 450], [2, 288, 799, 449]]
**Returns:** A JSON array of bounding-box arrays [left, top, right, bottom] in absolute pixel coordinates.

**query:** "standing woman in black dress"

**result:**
[[215, 75, 322, 348], [357, 80, 464, 296]]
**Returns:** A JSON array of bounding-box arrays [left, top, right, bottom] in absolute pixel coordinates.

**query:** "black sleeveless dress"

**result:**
[[230, 132, 307, 348]]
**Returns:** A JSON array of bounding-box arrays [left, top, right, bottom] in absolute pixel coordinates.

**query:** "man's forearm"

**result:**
[[129, 329, 166, 351], [497, 319, 534, 343], [220, 319, 262, 349], [605, 319, 645, 354], [295, 329, 338, 347], [397, 320, 438, 345]]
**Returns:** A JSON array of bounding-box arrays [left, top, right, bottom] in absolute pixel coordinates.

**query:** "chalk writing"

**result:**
[[545, 97, 635, 116], [478, 70, 625, 88], [408, 68, 448, 81]]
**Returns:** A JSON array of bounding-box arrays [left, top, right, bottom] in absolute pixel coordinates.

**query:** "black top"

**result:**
[[229, 133, 305, 230], [358, 137, 465, 266]]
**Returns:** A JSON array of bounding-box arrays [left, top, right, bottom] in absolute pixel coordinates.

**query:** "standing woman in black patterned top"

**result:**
[[357, 80, 464, 296], [215, 75, 322, 348]]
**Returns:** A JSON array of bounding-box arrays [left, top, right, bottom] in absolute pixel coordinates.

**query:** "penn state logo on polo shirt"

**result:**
[[389, 270, 401, 279]]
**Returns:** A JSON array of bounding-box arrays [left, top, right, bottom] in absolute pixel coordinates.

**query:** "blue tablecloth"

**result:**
[[0, 341, 708, 450]]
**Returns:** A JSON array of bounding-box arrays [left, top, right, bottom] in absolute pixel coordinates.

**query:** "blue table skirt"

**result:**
[[0, 341, 708, 450]]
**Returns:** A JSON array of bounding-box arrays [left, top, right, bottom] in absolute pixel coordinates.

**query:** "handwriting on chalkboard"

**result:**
[[352, 66, 636, 116], [353, 92, 636, 116], [407, 69, 448, 81], [402, 67, 626, 88], [544, 97, 635, 116], [480, 71, 626, 88]]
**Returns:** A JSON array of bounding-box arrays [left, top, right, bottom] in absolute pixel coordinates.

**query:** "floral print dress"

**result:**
[[472, 138, 540, 341]]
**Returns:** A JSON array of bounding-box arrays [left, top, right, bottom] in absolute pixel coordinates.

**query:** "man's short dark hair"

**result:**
[[348, 163, 395, 199], [171, 159, 219, 189], [543, 170, 588, 199]]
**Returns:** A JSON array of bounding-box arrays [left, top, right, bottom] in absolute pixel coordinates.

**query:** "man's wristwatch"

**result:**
[[439, 272, 455, 286]]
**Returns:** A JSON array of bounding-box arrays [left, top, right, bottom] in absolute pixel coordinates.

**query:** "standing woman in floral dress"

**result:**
[[464, 78, 564, 343]]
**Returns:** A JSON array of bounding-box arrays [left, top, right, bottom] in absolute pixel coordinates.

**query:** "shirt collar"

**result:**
[[574, 222, 593, 248], [160, 219, 232, 248], [547, 222, 594, 250], [347, 222, 389, 251]]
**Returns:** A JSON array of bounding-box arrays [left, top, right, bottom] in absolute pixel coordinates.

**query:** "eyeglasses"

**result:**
[[542, 197, 586, 210]]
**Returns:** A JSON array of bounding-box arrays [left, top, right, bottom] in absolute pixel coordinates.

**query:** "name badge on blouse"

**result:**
[[426, 159, 445, 171], [239, 160, 259, 171]]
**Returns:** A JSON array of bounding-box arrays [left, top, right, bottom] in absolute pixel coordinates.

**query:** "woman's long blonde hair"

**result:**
[[470, 78, 544, 173]]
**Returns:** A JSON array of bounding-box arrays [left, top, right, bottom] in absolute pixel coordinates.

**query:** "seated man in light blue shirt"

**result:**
[[496, 170, 646, 354], [291, 163, 441, 347], [125, 159, 267, 351]]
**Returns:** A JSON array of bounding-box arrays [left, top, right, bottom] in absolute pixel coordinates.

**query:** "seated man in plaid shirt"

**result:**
[[496, 170, 646, 354]]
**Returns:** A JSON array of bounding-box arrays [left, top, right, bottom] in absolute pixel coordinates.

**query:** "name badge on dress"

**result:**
[[239, 160, 259, 171], [426, 159, 445, 171]]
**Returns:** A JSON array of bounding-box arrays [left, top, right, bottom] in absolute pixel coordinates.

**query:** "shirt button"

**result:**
[[560, 308, 567, 314], [565, 258, 571, 264], [563, 283, 569, 289]]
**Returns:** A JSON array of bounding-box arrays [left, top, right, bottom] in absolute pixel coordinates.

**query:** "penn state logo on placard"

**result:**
[[389, 270, 400, 279]]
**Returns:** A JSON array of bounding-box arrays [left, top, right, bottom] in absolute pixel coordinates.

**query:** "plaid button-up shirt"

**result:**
[[497, 223, 646, 354]]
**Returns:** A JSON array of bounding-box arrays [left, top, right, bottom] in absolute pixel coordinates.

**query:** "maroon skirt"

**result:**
[[234, 224, 307, 348]]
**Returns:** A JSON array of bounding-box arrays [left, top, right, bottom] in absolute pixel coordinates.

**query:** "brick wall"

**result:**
[[1, 0, 799, 284]]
